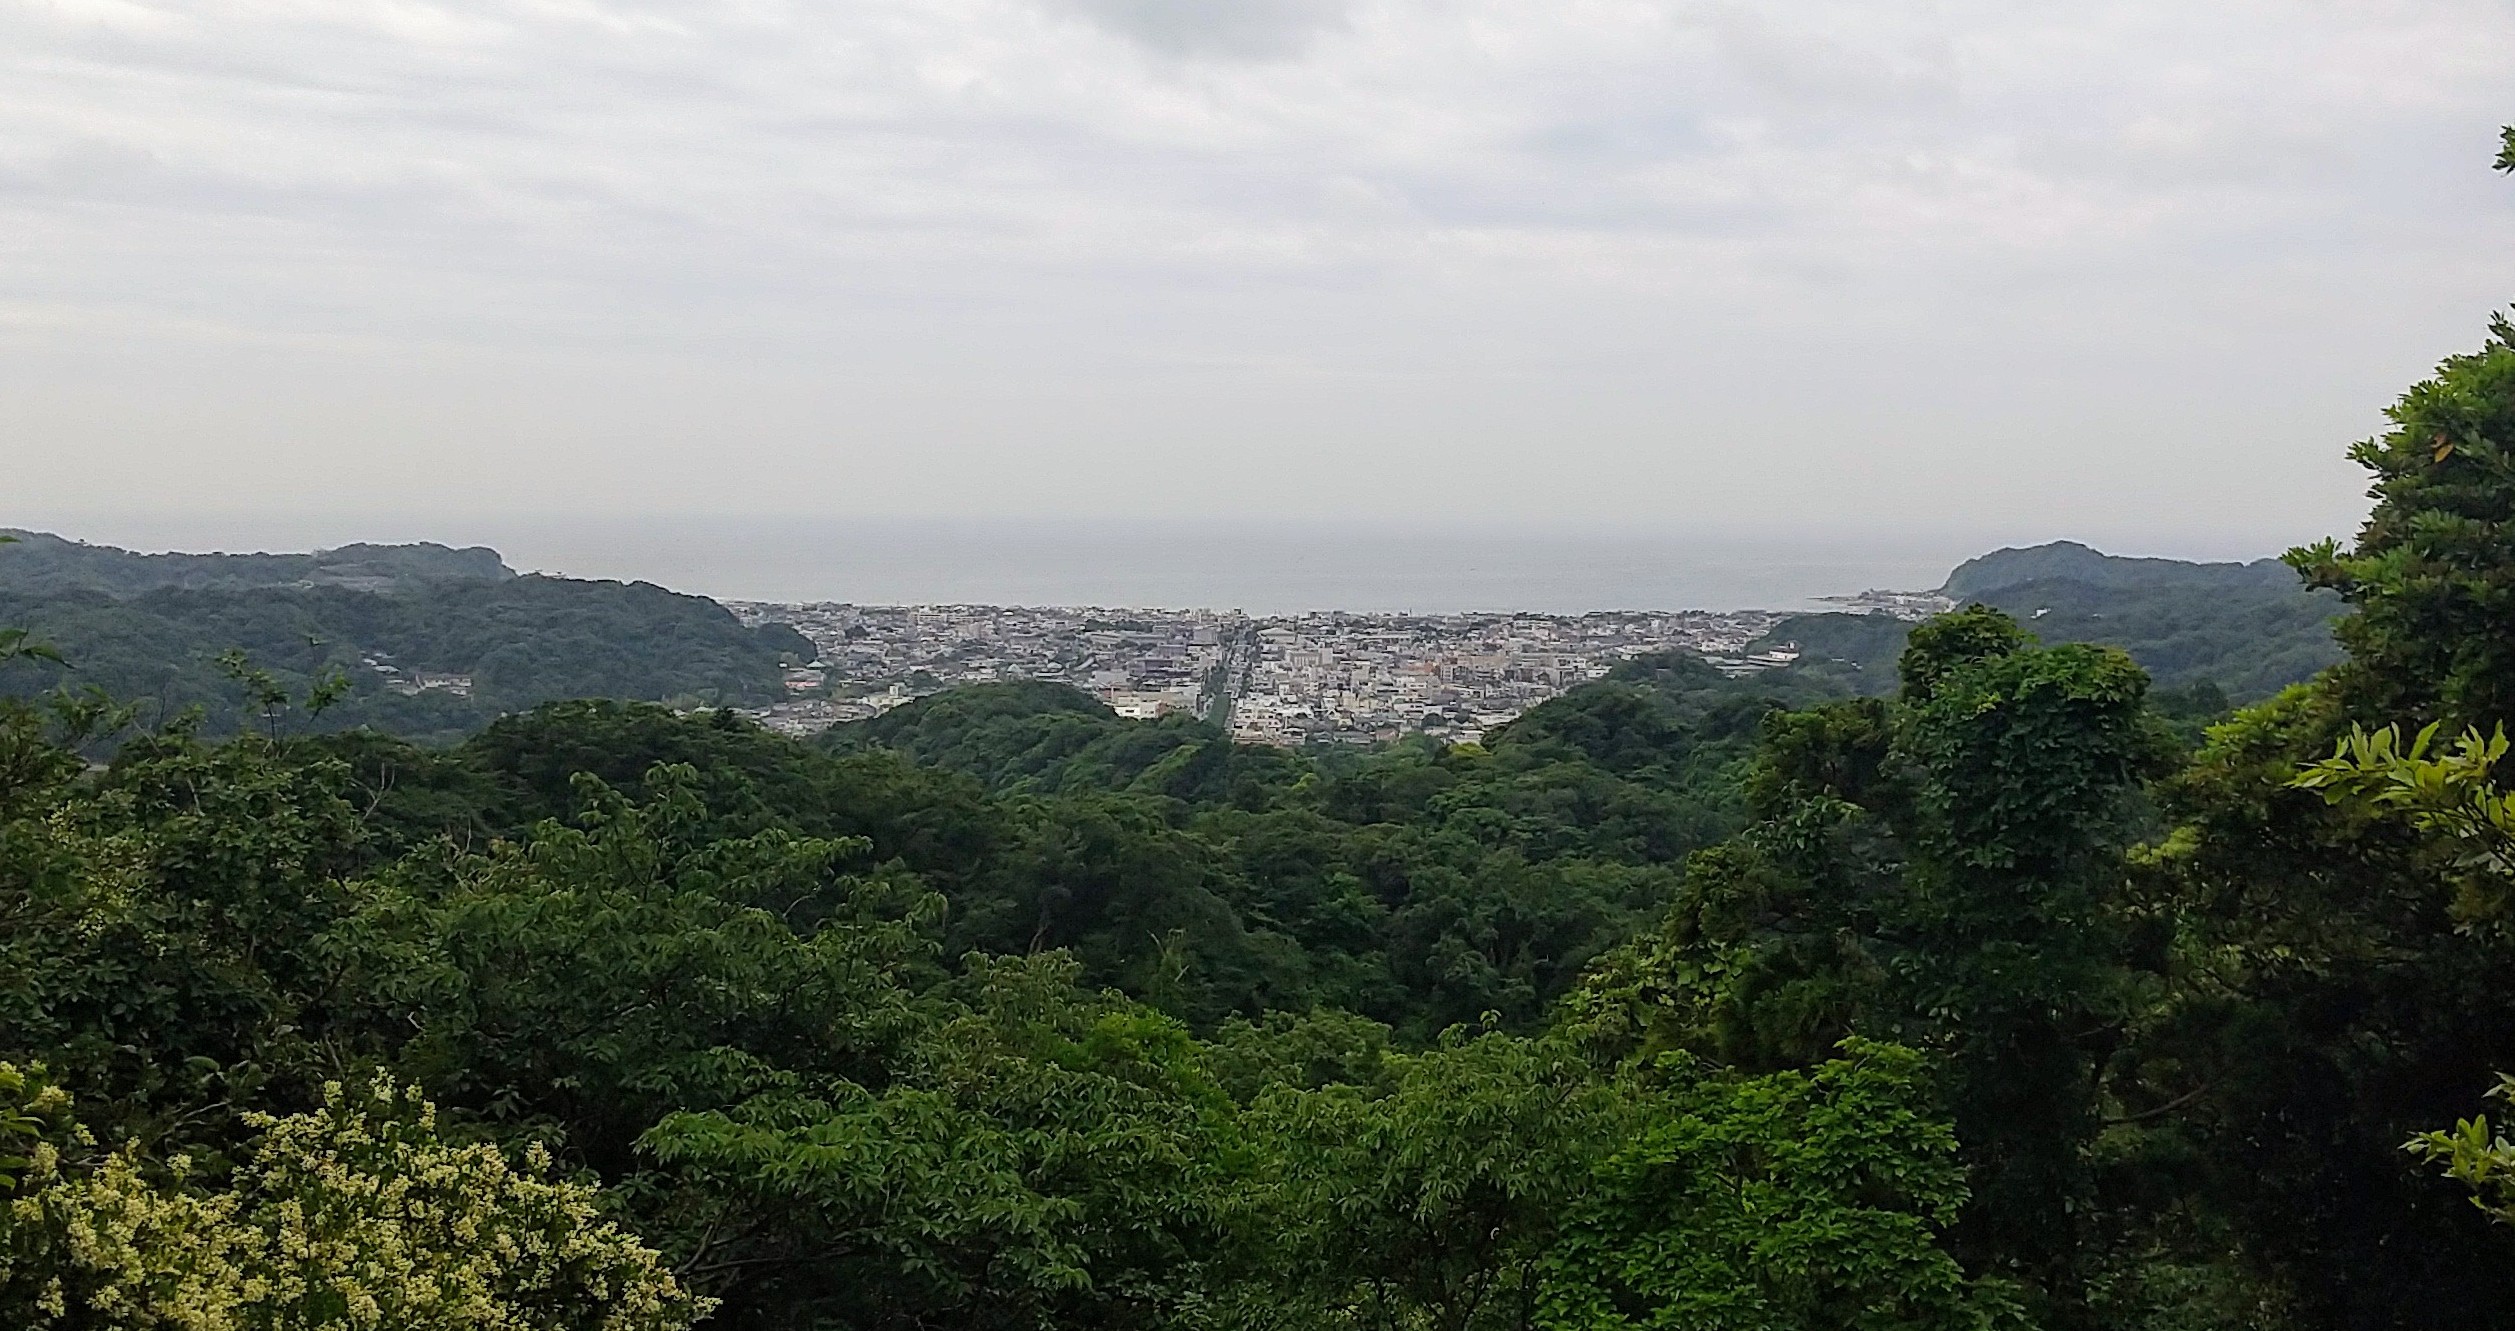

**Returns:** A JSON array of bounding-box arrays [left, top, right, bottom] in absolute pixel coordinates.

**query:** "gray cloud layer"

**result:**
[[1057, 0, 1352, 58], [3, 0, 2511, 554]]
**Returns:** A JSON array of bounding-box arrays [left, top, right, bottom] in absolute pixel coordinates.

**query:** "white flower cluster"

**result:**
[[1, 1066, 710, 1331]]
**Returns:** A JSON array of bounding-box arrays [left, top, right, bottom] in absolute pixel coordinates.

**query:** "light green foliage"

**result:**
[[0, 628, 63, 670], [1542, 1042, 2018, 1331], [2293, 722, 2515, 925], [641, 954, 1245, 1329], [1202, 1008, 1393, 1100], [2407, 1073, 2515, 1226], [1249, 1027, 1621, 1330], [1242, 1033, 2003, 1331], [0, 1063, 707, 1330], [2293, 720, 2515, 1231], [0, 1062, 68, 1192]]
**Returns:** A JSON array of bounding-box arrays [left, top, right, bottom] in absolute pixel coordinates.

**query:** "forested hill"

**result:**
[[0, 528, 515, 593], [1755, 538, 2344, 702], [0, 532, 812, 740], [1941, 539, 2300, 597], [794, 654, 1826, 1032]]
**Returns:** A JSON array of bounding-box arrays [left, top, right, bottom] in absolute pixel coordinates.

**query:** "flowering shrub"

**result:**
[[0, 1064, 708, 1330]]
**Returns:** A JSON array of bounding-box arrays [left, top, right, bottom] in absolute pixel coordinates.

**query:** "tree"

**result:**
[[1595, 608, 2166, 1320], [0, 725, 387, 1150], [2287, 310, 2515, 736], [2125, 304, 2515, 1330], [1250, 1026, 1621, 1331], [640, 955, 1249, 1331], [2295, 720, 2515, 1231], [396, 765, 939, 1181], [1541, 1041, 2019, 1331], [2294, 721, 2515, 928], [1242, 1027, 2005, 1331], [2407, 1073, 2515, 1228]]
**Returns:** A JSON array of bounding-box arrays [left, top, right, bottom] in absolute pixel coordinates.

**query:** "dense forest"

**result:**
[[6, 313, 2515, 1327], [0, 533, 812, 741]]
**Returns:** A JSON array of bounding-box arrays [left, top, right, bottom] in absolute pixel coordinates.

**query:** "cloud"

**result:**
[[1048, 0, 1351, 59], [0, 0, 2510, 543]]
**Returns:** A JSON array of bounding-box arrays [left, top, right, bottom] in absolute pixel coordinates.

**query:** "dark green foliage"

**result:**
[[398, 768, 941, 1173], [1580, 611, 2170, 1321], [2147, 680, 2232, 748], [2104, 308, 2515, 1331], [1542, 1042, 2018, 1331], [458, 699, 986, 849], [177, 649, 1781, 1044], [798, 658, 1806, 1036], [0, 727, 381, 1152], [2128, 691, 2515, 1330], [1250, 1026, 1625, 1329], [1897, 606, 2032, 702]]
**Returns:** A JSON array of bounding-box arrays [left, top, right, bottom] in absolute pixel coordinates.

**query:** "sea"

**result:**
[[24, 515, 2025, 615]]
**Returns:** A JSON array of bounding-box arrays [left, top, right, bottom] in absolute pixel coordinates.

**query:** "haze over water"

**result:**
[[19, 515, 2258, 616]]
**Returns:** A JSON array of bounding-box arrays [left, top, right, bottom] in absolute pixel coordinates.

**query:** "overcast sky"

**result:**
[[5, 0, 2512, 559]]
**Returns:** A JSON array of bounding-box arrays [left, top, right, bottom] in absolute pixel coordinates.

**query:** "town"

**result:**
[[718, 601, 1928, 746]]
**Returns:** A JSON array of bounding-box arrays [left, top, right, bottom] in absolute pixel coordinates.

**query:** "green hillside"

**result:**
[[1941, 539, 2299, 598], [1754, 539, 2343, 702], [0, 528, 514, 593], [0, 536, 811, 740]]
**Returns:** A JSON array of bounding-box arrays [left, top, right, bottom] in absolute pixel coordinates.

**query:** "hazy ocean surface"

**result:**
[[29, 515, 2004, 615]]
